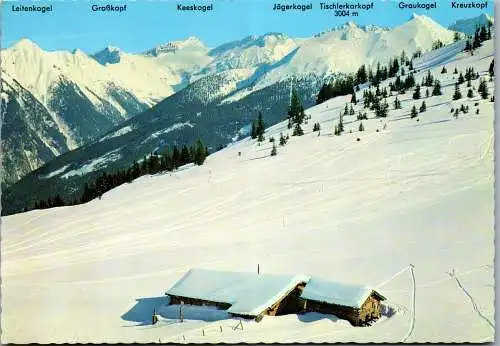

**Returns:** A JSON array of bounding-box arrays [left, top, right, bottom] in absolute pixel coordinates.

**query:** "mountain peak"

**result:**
[[142, 36, 206, 57], [409, 12, 420, 20], [11, 38, 41, 51], [448, 12, 494, 35], [92, 45, 122, 65]]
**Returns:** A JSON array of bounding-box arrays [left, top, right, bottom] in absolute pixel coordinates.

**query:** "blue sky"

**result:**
[[2, 0, 494, 54]]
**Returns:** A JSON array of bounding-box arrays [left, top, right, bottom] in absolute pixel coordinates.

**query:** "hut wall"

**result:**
[[359, 295, 382, 321], [305, 300, 360, 326], [169, 295, 231, 310], [267, 283, 307, 316]]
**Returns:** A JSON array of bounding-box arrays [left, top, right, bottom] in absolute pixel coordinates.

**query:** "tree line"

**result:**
[[33, 139, 209, 211]]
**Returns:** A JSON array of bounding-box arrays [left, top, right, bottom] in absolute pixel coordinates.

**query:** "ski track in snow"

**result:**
[[449, 269, 495, 330]]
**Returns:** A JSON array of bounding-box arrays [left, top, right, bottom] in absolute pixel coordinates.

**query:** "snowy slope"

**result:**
[[1, 39, 494, 343], [449, 13, 494, 35]]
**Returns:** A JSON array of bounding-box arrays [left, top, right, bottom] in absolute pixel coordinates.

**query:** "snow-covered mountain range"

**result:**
[[0, 13, 488, 187]]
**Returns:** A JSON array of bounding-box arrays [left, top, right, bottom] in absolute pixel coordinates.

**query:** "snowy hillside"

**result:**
[[1, 38, 494, 343]]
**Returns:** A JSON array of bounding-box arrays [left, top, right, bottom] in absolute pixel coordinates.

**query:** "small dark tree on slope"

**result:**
[[413, 84, 421, 99], [256, 111, 265, 142], [279, 133, 287, 146], [453, 83, 462, 100], [251, 121, 257, 139], [394, 96, 401, 109], [292, 122, 304, 136], [270, 143, 277, 156], [420, 101, 426, 113], [432, 80, 442, 96], [359, 122, 365, 132], [478, 79, 489, 99], [411, 105, 418, 118]]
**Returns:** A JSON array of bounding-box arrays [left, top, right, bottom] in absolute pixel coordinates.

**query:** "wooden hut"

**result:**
[[165, 268, 310, 320], [299, 278, 386, 326]]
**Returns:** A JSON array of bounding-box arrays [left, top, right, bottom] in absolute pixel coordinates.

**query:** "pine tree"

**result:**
[[279, 133, 287, 146], [344, 103, 349, 116], [454, 67, 458, 74], [376, 99, 389, 118], [432, 80, 442, 96], [288, 87, 302, 125], [425, 88, 430, 98], [411, 105, 418, 118], [251, 121, 257, 139], [349, 104, 355, 115], [441, 66, 447, 74], [359, 122, 364, 132], [394, 96, 401, 109], [453, 83, 462, 100], [480, 26, 487, 42], [356, 64, 368, 84], [454, 32, 461, 42], [181, 145, 192, 165], [467, 88, 474, 98], [313, 123, 321, 132], [400, 50, 407, 66], [194, 139, 207, 165], [458, 73, 465, 84], [270, 143, 277, 156], [351, 92, 357, 104], [478, 79, 489, 99], [489, 59, 494, 77], [420, 101, 426, 113], [292, 122, 304, 136], [413, 84, 421, 99], [465, 40, 472, 53], [256, 112, 265, 141]]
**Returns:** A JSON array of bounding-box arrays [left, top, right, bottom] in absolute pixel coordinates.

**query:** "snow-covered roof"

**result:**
[[300, 277, 384, 308], [166, 268, 310, 316]]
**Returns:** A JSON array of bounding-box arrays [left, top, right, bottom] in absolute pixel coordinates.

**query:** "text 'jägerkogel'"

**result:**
[[273, 3, 313, 11], [91, 4, 127, 12]]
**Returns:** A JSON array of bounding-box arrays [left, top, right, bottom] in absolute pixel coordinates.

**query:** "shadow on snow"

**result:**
[[121, 296, 232, 326]]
